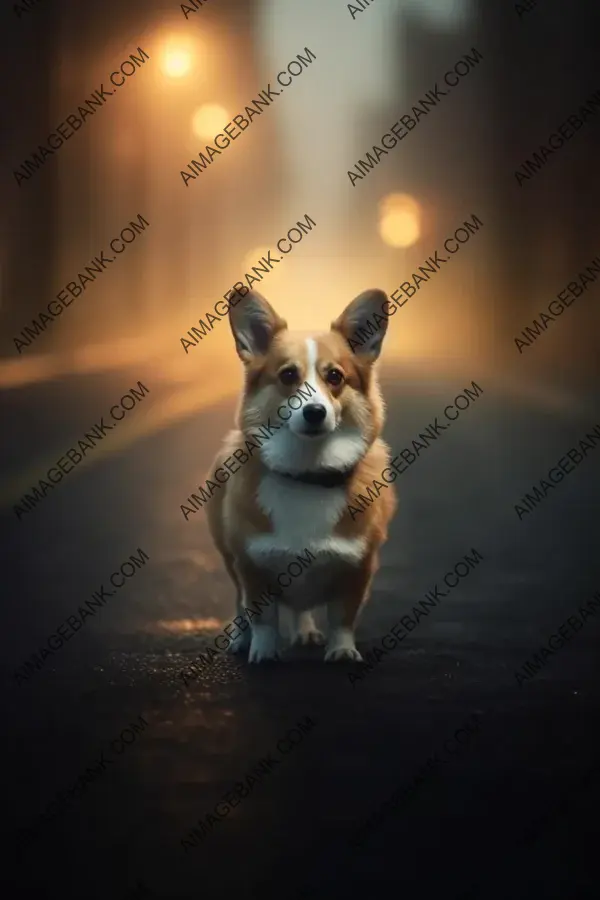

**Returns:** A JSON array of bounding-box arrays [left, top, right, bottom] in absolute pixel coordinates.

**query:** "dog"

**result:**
[[205, 288, 397, 663]]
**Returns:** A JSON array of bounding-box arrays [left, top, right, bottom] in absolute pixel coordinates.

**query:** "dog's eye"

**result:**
[[326, 368, 344, 386], [279, 366, 299, 385]]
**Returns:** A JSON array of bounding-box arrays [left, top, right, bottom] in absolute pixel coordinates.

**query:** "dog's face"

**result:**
[[228, 289, 390, 474]]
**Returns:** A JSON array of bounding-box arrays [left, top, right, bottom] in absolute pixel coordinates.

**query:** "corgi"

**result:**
[[205, 289, 397, 663]]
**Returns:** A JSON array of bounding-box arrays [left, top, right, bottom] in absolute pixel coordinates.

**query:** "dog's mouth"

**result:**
[[298, 423, 329, 438]]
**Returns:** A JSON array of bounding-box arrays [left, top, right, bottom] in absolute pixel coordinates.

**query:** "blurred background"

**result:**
[[1, 1, 600, 899], [2, 0, 600, 382]]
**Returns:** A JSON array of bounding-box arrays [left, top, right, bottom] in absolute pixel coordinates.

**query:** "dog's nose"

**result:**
[[302, 403, 327, 425]]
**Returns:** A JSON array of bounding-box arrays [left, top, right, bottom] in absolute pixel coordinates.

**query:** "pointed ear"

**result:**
[[229, 290, 287, 363], [331, 288, 389, 360]]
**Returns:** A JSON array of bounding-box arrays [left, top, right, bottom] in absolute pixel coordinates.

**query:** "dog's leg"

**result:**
[[290, 610, 325, 647], [224, 556, 251, 655], [324, 599, 364, 662], [324, 562, 373, 662], [232, 560, 283, 663], [248, 596, 282, 663]]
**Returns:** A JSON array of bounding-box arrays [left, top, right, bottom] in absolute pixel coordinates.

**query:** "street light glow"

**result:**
[[192, 104, 229, 140], [378, 193, 421, 248], [161, 42, 194, 78]]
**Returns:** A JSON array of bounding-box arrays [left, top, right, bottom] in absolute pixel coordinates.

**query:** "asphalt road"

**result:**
[[1, 363, 599, 900]]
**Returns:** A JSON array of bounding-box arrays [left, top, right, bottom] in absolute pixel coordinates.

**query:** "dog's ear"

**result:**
[[229, 290, 287, 363], [331, 288, 389, 361]]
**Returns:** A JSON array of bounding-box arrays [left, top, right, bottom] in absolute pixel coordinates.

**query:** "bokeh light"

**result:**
[[192, 104, 230, 140], [378, 193, 422, 248], [151, 618, 222, 634], [160, 40, 194, 78]]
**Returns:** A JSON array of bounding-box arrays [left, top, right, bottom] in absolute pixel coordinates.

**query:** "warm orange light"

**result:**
[[242, 246, 273, 274], [161, 43, 194, 78], [192, 104, 229, 139], [378, 193, 421, 248], [151, 618, 223, 634]]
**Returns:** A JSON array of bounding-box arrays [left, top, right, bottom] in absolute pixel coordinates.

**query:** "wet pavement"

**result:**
[[1, 363, 599, 900]]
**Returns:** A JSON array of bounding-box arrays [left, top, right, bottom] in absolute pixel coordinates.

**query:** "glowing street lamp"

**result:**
[[378, 193, 421, 248], [192, 104, 230, 140], [160, 41, 194, 78]]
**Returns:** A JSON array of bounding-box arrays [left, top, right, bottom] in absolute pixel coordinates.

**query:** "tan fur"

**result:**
[[205, 289, 397, 662]]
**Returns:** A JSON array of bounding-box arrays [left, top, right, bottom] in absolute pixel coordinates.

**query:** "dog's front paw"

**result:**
[[324, 646, 363, 663], [248, 627, 282, 664], [227, 629, 252, 655]]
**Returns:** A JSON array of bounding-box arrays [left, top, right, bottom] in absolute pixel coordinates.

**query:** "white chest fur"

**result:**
[[245, 471, 367, 569]]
